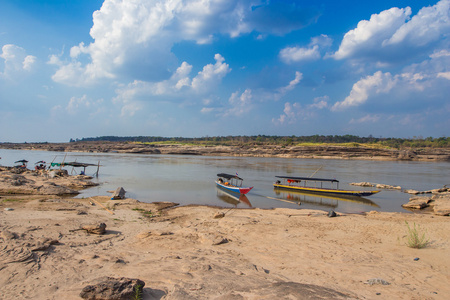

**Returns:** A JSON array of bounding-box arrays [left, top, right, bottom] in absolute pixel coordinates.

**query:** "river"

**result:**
[[1, 149, 448, 213]]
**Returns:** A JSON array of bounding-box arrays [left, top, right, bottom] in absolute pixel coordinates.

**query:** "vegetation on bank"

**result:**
[[71, 135, 450, 149]]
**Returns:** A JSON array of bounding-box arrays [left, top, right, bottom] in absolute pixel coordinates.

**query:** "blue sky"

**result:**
[[1, 0, 449, 142]]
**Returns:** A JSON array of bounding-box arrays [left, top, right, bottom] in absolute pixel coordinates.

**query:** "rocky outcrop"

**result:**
[[432, 193, 450, 216], [350, 182, 402, 190], [402, 196, 432, 209], [80, 277, 145, 300], [401, 190, 450, 215], [0, 167, 97, 195], [1, 142, 449, 161]]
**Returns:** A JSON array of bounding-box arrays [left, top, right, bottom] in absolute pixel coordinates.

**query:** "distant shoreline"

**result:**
[[1, 141, 449, 162]]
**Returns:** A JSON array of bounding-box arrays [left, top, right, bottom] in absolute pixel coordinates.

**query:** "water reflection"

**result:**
[[273, 189, 380, 209], [216, 187, 252, 208]]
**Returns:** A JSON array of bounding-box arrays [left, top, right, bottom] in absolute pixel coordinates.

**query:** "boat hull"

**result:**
[[273, 183, 379, 197], [216, 181, 253, 195]]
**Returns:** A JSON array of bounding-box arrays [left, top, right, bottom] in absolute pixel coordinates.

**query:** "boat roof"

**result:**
[[51, 162, 97, 167], [275, 176, 339, 183], [217, 173, 243, 180]]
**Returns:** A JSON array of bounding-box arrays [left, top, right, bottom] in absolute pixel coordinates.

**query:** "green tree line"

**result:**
[[72, 135, 450, 149]]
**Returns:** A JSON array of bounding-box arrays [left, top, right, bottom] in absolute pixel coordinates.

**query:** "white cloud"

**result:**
[[66, 95, 104, 116], [333, 0, 450, 62], [280, 45, 320, 64], [349, 114, 381, 124], [332, 71, 396, 110], [430, 49, 450, 58], [113, 54, 230, 116], [0, 44, 36, 79], [273, 95, 329, 125], [200, 107, 214, 114], [275, 71, 302, 98], [191, 54, 231, 92], [437, 72, 450, 80], [333, 49, 450, 112], [280, 35, 332, 64], [223, 89, 253, 117], [383, 0, 450, 47], [333, 7, 410, 60], [308, 96, 329, 109], [51, 0, 317, 86], [23, 55, 36, 71], [272, 102, 300, 125]]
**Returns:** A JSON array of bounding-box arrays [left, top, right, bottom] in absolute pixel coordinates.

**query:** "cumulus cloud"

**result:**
[[280, 45, 320, 64], [333, 49, 450, 111], [308, 96, 329, 109], [223, 89, 253, 117], [333, 7, 410, 60], [383, 0, 450, 47], [333, 0, 450, 63], [280, 35, 332, 64], [191, 54, 231, 92], [273, 95, 328, 125], [113, 54, 230, 116], [332, 71, 396, 110], [51, 0, 318, 86], [0, 44, 36, 79], [272, 102, 298, 125]]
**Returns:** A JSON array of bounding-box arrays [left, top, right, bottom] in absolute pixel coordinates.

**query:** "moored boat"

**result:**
[[216, 173, 253, 195], [274, 176, 380, 197]]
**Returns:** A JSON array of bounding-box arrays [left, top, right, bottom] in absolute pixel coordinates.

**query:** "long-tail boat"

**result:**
[[274, 176, 380, 197], [216, 173, 253, 195]]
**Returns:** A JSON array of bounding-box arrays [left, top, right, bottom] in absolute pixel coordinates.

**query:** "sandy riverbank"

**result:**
[[1, 167, 449, 299]]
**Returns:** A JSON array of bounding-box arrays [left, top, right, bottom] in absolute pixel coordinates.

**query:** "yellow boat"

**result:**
[[274, 176, 380, 197]]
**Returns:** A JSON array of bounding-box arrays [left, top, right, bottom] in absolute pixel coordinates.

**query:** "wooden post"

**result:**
[[95, 161, 100, 177]]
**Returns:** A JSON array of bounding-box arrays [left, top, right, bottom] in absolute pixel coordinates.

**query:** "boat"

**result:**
[[273, 176, 380, 197], [216, 173, 253, 195]]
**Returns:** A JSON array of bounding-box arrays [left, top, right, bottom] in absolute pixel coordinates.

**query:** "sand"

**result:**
[[1, 192, 449, 299]]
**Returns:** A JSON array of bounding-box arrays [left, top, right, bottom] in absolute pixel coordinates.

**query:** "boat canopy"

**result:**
[[51, 162, 97, 168], [217, 173, 243, 181], [275, 176, 339, 183]]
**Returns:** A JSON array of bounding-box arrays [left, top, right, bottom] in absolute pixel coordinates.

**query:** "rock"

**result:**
[[432, 194, 450, 216], [365, 278, 390, 285], [212, 237, 229, 245], [111, 187, 126, 200], [81, 223, 107, 235], [213, 212, 225, 219], [398, 150, 417, 160], [80, 277, 145, 300], [428, 187, 449, 194], [350, 182, 374, 187], [375, 183, 401, 190], [402, 197, 431, 209], [404, 189, 421, 195], [327, 210, 337, 217]]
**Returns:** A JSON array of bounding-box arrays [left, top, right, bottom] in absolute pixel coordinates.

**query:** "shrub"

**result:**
[[405, 221, 430, 249]]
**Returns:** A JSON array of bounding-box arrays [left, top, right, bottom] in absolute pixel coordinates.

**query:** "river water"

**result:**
[[1, 149, 448, 213]]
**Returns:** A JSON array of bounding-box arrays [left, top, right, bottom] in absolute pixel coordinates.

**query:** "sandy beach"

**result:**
[[1, 167, 450, 299]]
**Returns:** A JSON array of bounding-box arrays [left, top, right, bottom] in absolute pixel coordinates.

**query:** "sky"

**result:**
[[0, 0, 449, 142]]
